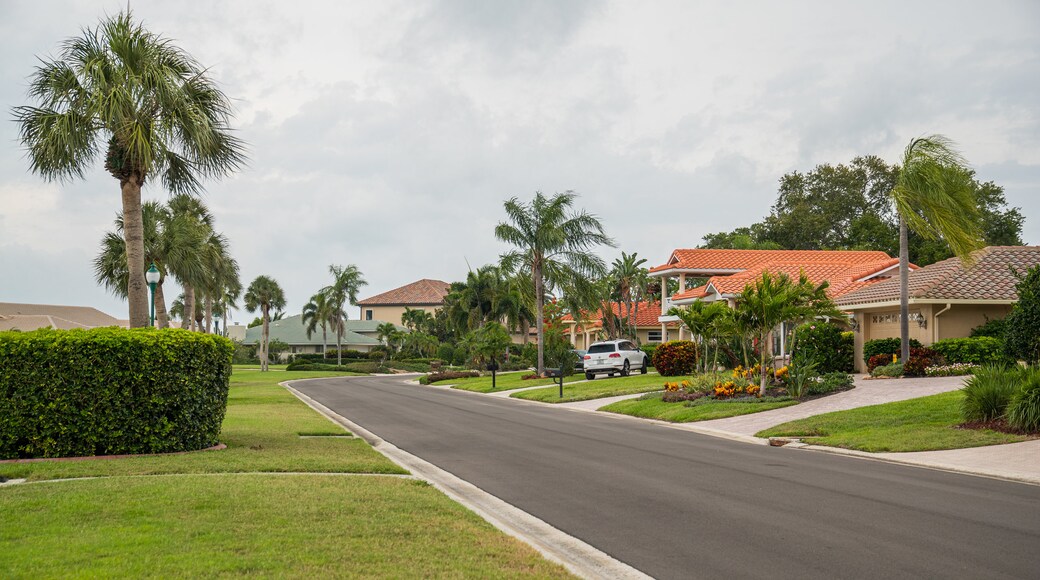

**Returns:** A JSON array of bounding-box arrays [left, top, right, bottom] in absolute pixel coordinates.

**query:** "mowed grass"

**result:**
[[511, 373, 663, 403], [756, 391, 1033, 452], [0, 369, 574, 578], [0, 475, 571, 578], [449, 371, 583, 393], [233, 363, 289, 371], [0, 370, 399, 481], [600, 392, 798, 421]]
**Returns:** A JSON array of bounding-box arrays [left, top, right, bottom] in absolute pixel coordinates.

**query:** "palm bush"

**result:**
[[961, 365, 1020, 422], [1006, 368, 1040, 432]]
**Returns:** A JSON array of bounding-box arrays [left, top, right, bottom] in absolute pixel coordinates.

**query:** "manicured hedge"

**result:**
[[863, 337, 922, 364], [930, 336, 1013, 366], [0, 328, 233, 460]]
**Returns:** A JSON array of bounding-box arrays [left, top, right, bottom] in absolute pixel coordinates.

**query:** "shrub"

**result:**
[[436, 343, 455, 364], [863, 337, 922, 364], [867, 353, 895, 373], [425, 370, 480, 384], [871, 362, 904, 378], [367, 350, 385, 360], [1006, 369, 1040, 432], [0, 328, 232, 459], [640, 344, 658, 364], [1004, 265, 1040, 365], [931, 336, 1012, 366], [325, 349, 367, 360], [961, 365, 1020, 423], [903, 347, 944, 377], [652, 340, 698, 376], [970, 317, 1007, 339], [792, 323, 854, 373], [925, 363, 980, 377], [806, 372, 855, 396], [286, 361, 381, 373]]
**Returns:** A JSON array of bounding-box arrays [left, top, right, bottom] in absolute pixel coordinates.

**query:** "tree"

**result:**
[[302, 292, 334, 358], [244, 276, 286, 372], [471, 321, 512, 367], [1004, 265, 1040, 365], [611, 252, 649, 342], [669, 301, 730, 373], [890, 136, 984, 361], [15, 11, 245, 327], [266, 339, 290, 364], [376, 322, 403, 357], [323, 264, 367, 366], [496, 191, 615, 375]]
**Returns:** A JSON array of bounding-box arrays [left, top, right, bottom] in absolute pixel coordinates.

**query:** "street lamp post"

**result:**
[[146, 264, 160, 328]]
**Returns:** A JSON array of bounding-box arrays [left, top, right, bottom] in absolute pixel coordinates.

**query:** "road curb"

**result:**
[[282, 379, 651, 580]]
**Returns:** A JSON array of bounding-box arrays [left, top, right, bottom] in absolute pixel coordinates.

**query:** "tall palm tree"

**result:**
[[890, 135, 983, 361], [496, 191, 615, 375], [611, 252, 648, 341], [14, 11, 245, 327], [302, 292, 334, 358], [324, 264, 367, 365], [244, 275, 286, 372], [167, 194, 217, 331]]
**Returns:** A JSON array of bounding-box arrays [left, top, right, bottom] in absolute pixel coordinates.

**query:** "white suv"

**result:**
[[583, 340, 649, 380]]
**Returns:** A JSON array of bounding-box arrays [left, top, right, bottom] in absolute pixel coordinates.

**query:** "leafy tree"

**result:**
[[890, 136, 984, 361], [401, 307, 435, 334], [1005, 265, 1040, 365], [244, 275, 286, 372], [496, 191, 615, 374], [266, 339, 290, 363], [610, 252, 649, 343], [14, 11, 245, 327], [669, 301, 729, 373], [376, 322, 403, 357], [302, 292, 334, 358], [323, 264, 367, 365], [471, 321, 513, 368]]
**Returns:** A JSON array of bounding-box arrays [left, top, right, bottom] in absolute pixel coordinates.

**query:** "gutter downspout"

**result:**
[[933, 303, 953, 343]]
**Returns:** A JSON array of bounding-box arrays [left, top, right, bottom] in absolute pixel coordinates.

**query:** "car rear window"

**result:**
[[588, 344, 616, 354]]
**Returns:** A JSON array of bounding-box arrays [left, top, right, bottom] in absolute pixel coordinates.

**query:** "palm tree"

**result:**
[[14, 11, 245, 327], [324, 264, 367, 365], [376, 322, 403, 356], [611, 252, 648, 341], [244, 276, 286, 372], [669, 300, 729, 373], [890, 136, 983, 361], [496, 191, 615, 375], [302, 292, 334, 358]]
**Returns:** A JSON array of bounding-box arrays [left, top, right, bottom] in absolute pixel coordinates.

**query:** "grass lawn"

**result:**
[[511, 373, 664, 403], [0, 369, 572, 578], [233, 363, 289, 371], [599, 392, 798, 421], [756, 391, 1034, 452], [449, 370, 583, 393]]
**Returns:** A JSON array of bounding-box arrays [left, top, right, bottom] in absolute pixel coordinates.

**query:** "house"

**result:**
[[562, 301, 678, 349], [241, 314, 405, 358], [837, 246, 1040, 372], [356, 279, 450, 325], [0, 302, 126, 331]]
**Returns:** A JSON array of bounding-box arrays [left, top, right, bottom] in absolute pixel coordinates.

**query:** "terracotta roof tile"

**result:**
[[357, 279, 451, 306], [650, 249, 893, 274], [562, 301, 679, 329], [836, 246, 1040, 306]]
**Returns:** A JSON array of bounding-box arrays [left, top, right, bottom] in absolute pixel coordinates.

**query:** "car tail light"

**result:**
[[609, 353, 621, 358], [583, 355, 591, 360]]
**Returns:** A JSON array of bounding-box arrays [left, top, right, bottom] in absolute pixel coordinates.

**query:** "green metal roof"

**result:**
[[242, 314, 383, 346]]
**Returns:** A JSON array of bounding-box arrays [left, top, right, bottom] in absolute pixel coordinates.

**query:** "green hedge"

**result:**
[[0, 328, 233, 460], [792, 323, 854, 373], [863, 337, 922, 364], [930, 336, 1013, 366]]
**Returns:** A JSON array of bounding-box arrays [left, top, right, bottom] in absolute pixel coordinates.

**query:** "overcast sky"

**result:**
[[1, 0, 1038, 322]]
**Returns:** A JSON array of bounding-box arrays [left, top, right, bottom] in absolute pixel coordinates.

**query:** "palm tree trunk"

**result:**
[[155, 279, 169, 329], [521, 320, 530, 345], [261, 305, 270, 372], [337, 323, 343, 366], [534, 263, 545, 375], [181, 284, 195, 330], [899, 214, 910, 362], [760, 331, 770, 392], [322, 325, 328, 360], [121, 177, 149, 328], [204, 295, 214, 334]]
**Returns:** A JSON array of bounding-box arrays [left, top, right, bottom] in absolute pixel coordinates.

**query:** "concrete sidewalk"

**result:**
[[695, 374, 967, 436]]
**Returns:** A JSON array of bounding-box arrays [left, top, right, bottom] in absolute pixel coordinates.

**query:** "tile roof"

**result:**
[[242, 314, 389, 346], [357, 279, 450, 306], [562, 301, 679, 330], [0, 302, 123, 330], [649, 249, 894, 274], [836, 246, 1040, 307]]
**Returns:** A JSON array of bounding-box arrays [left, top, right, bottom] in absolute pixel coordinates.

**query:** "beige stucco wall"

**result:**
[[359, 305, 438, 325], [934, 304, 1013, 341], [567, 326, 664, 350]]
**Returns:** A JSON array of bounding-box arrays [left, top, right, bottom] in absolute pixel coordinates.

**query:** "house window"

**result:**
[[365, 309, 373, 321], [647, 330, 662, 342]]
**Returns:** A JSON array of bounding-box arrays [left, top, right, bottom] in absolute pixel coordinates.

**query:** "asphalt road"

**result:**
[[293, 375, 1040, 579]]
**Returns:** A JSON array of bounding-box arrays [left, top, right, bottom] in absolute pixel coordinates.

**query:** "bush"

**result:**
[[452, 347, 469, 367], [326, 349, 368, 360], [640, 344, 658, 364], [970, 317, 1007, 339], [903, 347, 943, 377], [0, 328, 232, 459], [367, 350, 385, 360], [652, 340, 698, 376], [806, 372, 855, 396], [286, 361, 381, 373], [925, 363, 980, 377], [424, 370, 480, 384], [871, 362, 904, 378], [792, 323, 854, 373], [931, 336, 1012, 366], [867, 353, 895, 373], [1004, 265, 1040, 365], [436, 343, 455, 364], [1006, 369, 1040, 432], [961, 365, 1020, 423], [863, 337, 922, 364]]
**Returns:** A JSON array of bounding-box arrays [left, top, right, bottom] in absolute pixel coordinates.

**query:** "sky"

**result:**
[[1, 0, 1038, 323]]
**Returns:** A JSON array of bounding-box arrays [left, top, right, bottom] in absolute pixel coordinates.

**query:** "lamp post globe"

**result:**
[[146, 264, 160, 327]]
